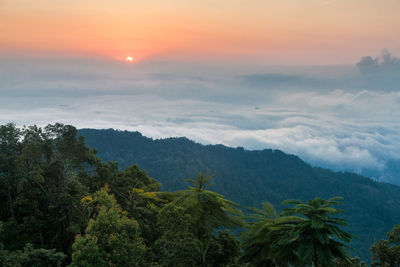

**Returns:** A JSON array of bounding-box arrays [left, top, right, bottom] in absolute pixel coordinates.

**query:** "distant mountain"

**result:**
[[308, 157, 400, 186], [79, 128, 400, 262], [361, 159, 400, 185]]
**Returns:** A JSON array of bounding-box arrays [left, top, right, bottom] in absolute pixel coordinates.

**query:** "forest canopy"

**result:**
[[0, 123, 398, 266]]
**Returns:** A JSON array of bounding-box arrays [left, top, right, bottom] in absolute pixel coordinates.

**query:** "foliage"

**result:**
[[334, 256, 367, 267], [171, 174, 245, 239], [1, 124, 397, 266], [370, 224, 400, 267], [240, 202, 283, 266], [154, 174, 245, 266], [0, 123, 92, 254], [153, 205, 203, 266], [276, 197, 354, 266], [116, 184, 165, 246], [205, 230, 241, 267], [91, 161, 163, 245], [241, 199, 355, 266], [70, 187, 146, 266], [0, 243, 66, 267], [0, 124, 161, 265], [79, 128, 400, 261], [0, 123, 22, 219]]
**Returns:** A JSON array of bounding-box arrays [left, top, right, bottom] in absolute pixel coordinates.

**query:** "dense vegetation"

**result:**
[[1, 124, 399, 266], [79, 128, 400, 262]]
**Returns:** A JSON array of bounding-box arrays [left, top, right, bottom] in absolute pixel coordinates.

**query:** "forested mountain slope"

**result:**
[[79, 128, 400, 261]]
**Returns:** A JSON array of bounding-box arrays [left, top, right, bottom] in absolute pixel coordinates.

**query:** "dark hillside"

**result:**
[[79, 128, 400, 261]]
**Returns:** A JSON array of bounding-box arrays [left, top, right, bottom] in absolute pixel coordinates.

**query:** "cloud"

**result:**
[[3, 87, 399, 175], [241, 73, 320, 87], [354, 50, 400, 91], [356, 56, 380, 74], [1, 55, 400, 183], [356, 49, 400, 75]]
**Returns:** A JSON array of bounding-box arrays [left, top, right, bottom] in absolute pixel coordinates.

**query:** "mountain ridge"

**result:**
[[78, 128, 400, 261]]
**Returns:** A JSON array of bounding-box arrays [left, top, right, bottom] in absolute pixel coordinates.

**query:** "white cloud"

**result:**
[[1, 57, 400, 182]]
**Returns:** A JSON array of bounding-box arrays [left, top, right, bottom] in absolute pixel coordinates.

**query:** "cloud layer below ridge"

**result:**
[[1, 51, 400, 183]]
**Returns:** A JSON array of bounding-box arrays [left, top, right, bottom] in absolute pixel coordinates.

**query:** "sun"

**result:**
[[126, 56, 133, 63]]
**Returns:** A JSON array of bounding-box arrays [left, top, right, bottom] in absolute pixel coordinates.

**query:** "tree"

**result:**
[[241, 202, 293, 266], [90, 161, 163, 245], [70, 187, 146, 266], [119, 187, 166, 246], [276, 197, 354, 266], [334, 256, 367, 267], [0, 123, 22, 219], [152, 205, 203, 266], [370, 224, 400, 267], [0, 123, 168, 264], [0, 243, 66, 267], [160, 173, 245, 266], [205, 230, 240, 267], [173, 174, 245, 237], [0, 124, 92, 254], [89, 161, 160, 198]]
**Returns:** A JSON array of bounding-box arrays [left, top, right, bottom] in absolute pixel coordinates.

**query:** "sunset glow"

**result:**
[[1, 0, 399, 64], [2, 1, 400, 262]]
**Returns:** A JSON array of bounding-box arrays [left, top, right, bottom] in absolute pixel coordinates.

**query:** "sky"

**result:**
[[1, 1, 400, 183], [1, 0, 400, 63]]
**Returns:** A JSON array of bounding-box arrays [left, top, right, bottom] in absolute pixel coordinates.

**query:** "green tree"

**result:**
[[277, 197, 354, 266], [0, 123, 22, 219], [205, 230, 240, 267], [70, 187, 146, 267], [370, 224, 400, 267], [118, 186, 166, 246], [160, 174, 245, 266], [0, 243, 66, 267], [334, 256, 367, 267], [153, 205, 203, 266], [89, 161, 160, 198], [173, 174, 245, 237], [241, 202, 292, 266], [0, 124, 92, 254], [89, 161, 163, 245]]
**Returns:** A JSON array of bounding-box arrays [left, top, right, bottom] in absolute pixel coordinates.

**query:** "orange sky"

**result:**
[[1, 0, 399, 64]]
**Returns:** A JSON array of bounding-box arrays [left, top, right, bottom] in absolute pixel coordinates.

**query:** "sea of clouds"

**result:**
[[1, 50, 400, 183]]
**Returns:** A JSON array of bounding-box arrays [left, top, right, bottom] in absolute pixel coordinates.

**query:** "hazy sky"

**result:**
[[1, 1, 400, 183], [1, 52, 400, 179], [1, 0, 400, 64]]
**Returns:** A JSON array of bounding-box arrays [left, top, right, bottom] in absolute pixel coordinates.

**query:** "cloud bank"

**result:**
[[357, 49, 400, 75], [1, 51, 400, 183]]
